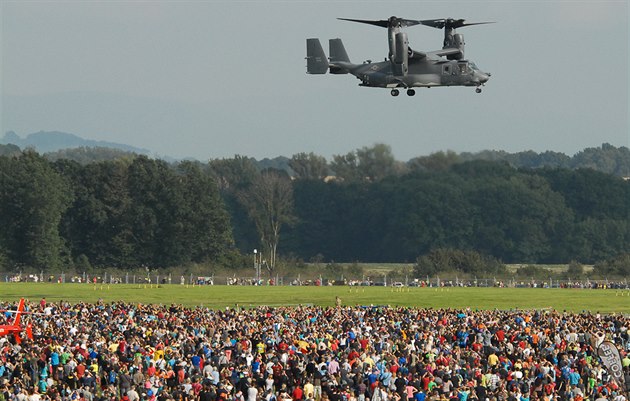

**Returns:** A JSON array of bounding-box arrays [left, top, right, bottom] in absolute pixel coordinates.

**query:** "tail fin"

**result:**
[[13, 298, 25, 328], [328, 39, 350, 74], [329, 38, 350, 63], [306, 38, 329, 74], [11, 299, 26, 344]]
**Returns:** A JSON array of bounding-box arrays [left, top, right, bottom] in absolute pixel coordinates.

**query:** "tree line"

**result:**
[[285, 159, 629, 265], [0, 151, 234, 270], [0, 144, 628, 276]]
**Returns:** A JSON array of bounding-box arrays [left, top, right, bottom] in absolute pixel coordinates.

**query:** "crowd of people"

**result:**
[[0, 299, 629, 401]]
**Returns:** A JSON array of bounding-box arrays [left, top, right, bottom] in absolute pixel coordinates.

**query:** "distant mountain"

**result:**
[[1, 131, 150, 155]]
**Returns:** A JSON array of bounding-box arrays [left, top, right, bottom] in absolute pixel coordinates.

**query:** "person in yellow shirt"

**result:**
[[362, 354, 375, 369], [256, 341, 266, 354], [154, 348, 164, 361], [487, 351, 499, 367], [108, 342, 119, 353], [89, 361, 99, 375]]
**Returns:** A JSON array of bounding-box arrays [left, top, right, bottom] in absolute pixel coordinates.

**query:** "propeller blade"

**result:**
[[399, 19, 423, 27], [338, 18, 389, 28], [459, 21, 495, 27], [338, 17, 425, 29], [420, 18, 495, 29], [419, 19, 447, 29]]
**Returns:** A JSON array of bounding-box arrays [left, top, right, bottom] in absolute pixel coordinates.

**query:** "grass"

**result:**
[[1, 283, 629, 313]]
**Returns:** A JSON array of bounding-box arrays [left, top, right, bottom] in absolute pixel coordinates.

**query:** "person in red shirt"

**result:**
[[75, 362, 86, 380], [495, 328, 505, 343], [277, 341, 289, 353], [272, 361, 284, 378], [292, 386, 304, 400], [348, 349, 360, 364]]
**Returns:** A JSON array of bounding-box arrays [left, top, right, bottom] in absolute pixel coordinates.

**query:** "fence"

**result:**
[[1, 271, 628, 289]]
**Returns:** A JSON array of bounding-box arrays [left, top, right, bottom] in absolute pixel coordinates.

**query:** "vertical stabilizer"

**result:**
[[306, 38, 329, 74], [11, 298, 25, 344], [329, 38, 350, 63], [13, 298, 25, 327]]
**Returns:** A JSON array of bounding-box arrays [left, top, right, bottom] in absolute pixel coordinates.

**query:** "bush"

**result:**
[[593, 253, 630, 277], [515, 264, 548, 277], [413, 248, 506, 278], [565, 260, 584, 278]]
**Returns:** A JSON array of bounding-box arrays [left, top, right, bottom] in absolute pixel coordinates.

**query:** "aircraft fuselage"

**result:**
[[341, 58, 489, 89]]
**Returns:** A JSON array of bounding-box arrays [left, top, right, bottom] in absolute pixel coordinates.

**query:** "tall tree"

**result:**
[[356, 143, 402, 180], [208, 156, 260, 252], [208, 155, 258, 191], [289, 152, 329, 180], [62, 159, 134, 268], [408, 150, 461, 172], [330, 152, 361, 182], [174, 161, 234, 263], [0, 150, 72, 269], [331, 144, 404, 182], [239, 169, 295, 276]]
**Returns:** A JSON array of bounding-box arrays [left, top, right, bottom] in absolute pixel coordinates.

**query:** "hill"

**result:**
[[1, 131, 150, 155]]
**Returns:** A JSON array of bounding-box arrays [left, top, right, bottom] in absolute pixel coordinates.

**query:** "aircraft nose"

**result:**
[[479, 72, 491, 83]]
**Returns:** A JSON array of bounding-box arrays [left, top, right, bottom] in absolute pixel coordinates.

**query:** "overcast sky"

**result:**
[[1, 0, 628, 161]]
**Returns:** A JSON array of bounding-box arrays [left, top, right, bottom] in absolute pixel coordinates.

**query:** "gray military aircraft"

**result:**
[[306, 16, 492, 96]]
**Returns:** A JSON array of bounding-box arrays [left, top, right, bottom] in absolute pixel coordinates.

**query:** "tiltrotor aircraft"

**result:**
[[306, 16, 493, 96]]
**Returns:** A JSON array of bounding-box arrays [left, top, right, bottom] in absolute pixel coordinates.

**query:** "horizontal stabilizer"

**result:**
[[306, 38, 328, 74]]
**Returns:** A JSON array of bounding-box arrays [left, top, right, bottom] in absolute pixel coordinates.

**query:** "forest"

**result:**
[[0, 144, 628, 277]]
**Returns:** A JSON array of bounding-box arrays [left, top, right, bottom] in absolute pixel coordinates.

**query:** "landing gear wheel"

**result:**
[[476, 87, 482, 93], [407, 89, 416, 96], [391, 89, 400, 97]]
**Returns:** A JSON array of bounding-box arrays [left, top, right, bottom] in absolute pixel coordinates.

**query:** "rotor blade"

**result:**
[[338, 17, 425, 29], [419, 19, 447, 29], [399, 19, 423, 27], [459, 21, 495, 27], [420, 19, 495, 29], [338, 18, 389, 28]]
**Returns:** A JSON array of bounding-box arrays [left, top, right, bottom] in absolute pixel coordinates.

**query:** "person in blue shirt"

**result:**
[[568, 369, 581, 386], [191, 353, 202, 374], [414, 389, 426, 401], [458, 386, 470, 401]]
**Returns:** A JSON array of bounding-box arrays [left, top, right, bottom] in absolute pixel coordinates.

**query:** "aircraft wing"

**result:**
[[428, 48, 461, 58], [409, 48, 427, 59], [412, 48, 462, 60]]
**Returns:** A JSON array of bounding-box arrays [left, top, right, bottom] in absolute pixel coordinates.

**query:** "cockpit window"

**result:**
[[458, 63, 468, 74], [469, 62, 478, 71]]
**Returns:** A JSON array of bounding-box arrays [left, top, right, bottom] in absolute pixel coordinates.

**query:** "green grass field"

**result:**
[[1, 283, 629, 313]]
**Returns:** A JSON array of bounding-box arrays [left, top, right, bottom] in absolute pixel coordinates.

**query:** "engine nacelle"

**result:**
[[445, 33, 465, 60], [393, 32, 408, 76]]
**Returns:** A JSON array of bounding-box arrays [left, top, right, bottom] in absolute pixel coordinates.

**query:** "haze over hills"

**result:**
[[1, 131, 150, 155], [2, 130, 629, 178]]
